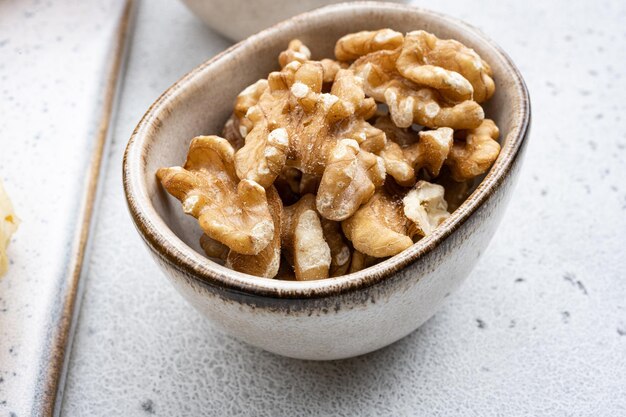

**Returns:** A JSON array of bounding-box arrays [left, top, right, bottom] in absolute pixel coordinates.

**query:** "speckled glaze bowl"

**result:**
[[123, 2, 530, 360]]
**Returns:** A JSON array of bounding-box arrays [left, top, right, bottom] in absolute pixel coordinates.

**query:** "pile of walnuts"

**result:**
[[158, 29, 501, 280]]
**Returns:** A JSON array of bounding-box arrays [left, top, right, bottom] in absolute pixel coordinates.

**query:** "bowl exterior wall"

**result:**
[[140, 136, 525, 359]]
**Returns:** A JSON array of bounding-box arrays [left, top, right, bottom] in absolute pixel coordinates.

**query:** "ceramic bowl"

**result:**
[[123, 2, 530, 360], [180, 0, 404, 41]]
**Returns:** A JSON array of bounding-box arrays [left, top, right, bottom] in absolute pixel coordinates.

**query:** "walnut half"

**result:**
[[376, 116, 454, 186], [342, 180, 450, 258], [446, 119, 500, 181], [397, 30, 495, 103], [351, 49, 485, 130], [335, 29, 404, 61], [316, 139, 386, 221], [341, 189, 414, 258], [403, 180, 450, 237], [281, 194, 331, 280], [157, 136, 274, 255], [225, 186, 283, 278]]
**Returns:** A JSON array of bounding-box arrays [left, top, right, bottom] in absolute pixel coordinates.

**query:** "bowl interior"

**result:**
[[126, 2, 529, 294]]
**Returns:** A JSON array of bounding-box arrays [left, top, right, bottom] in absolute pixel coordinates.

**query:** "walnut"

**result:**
[[317, 139, 386, 221], [351, 49, 484, 129], [324, 69, 384, 151], [327, 68, 377, 121], [235, 125, 290, 188], [222, 113, 245, 150], [397, 30, 495, 103], [403, 180, 450, 237], [374, 117, 421, 186], [342, 179, 451, 257], [321, 218, 352, 277], [225, 186, 283, 278], [335, 29, 404, 61], [446, 119, 500, 181], [378, 140, 415, 187], [278, 40, 345, 85], [233, 79, 268, 140], [348, 250, 380, 274], [341, 189, 414, 258], [375, 116, 453, 186], [234, 79, 268, 121], [235, 61, 385, 220], [200, 234, 229, 260], [396, 31, 472, 103], [281, 194, 331, 280], [373, 114, 419, 147], [403, 127, 454, 177], [157, 136, 274, 255], [320, 58, 346, 84], [0, 180, 19, 277], [278, 39, 311, 68]]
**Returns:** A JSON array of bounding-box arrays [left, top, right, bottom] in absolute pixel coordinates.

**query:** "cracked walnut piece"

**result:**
[[351, 49, 484, 130], [446, 119, 500, 181], [348, 250, 379, 274], [200, 233, 229, 261], [317, 139, 386, 221], [403, 181, 450, 237], [335, 29, 404, 61], [278, 39, 346, 83], [279, 39, 311, 67], [321, 218, 352, 277], [225, 186, 283, 278], [340, 29, 494, 103], [235, 57, 386, 221], [197, 181, 284, 278], [0, 180, 19, 277], [157, 136, 274, 255], [281, 194, 331, 280], [342, 180, 450, 258], [397, 30, 495, 103], [342, 189, 415, 258], [376, 116, 454, 186]]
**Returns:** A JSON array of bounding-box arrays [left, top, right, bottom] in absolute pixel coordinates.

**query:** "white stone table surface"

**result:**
[[60, 0, 625, 415], [0, 1, 130, 415]]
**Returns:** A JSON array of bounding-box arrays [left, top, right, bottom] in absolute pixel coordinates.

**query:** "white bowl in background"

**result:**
[[180, 0, 404, 41]]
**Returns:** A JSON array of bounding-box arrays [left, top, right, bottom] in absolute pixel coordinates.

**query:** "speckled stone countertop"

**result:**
[[56, 0, 625, 415], [0, 1, 130, 415]]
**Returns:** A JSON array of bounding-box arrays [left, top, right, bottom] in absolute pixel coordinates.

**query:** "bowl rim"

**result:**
[[123, 1, 530, 300]]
